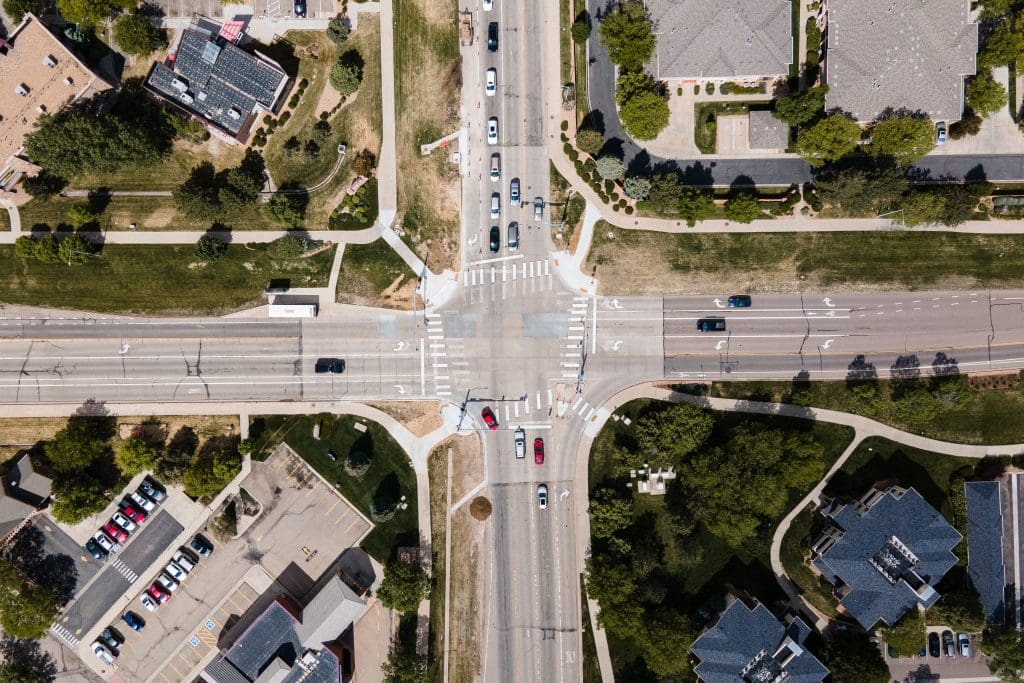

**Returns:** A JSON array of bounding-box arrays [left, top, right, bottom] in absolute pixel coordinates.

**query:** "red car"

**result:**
[[481, 406, 498, 430], [102, 522, 128, 544], [534, 438, 545, 465], [147, 583, 170, 603], [120, 504, 146, 524]]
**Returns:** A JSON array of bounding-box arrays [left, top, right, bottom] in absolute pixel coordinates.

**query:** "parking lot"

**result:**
[[885, 628, 995, 681], [109, 444, 372, 681], [152, 0, 223, 19]]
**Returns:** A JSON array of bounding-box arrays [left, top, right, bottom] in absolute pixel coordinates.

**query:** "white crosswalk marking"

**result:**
[[112, 558, 138, 583], [51, 624, 80, 647]]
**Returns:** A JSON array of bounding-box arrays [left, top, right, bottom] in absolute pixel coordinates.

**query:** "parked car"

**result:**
[[510, 178, 520, 206], [490, 193, 500, 219], [485, 68, 496, 96], [127, 491, 155, 512], [189, 536, 213, 558], [122, 611, 145, 632], [173, 549, 197, 573], [887, 643, 899, 658], [489, 226, 500, 253], [102, 522, 128, 544], [92, 641, 116, 665], [314, 358, 345, 374], [958, 633, 970, 657], [696, 317, 726, 332], [165, 561, 188, 583], [936, 121, 947, 145], [98, 627, 123, 651], [93, 530, 121, 554], [917, 645, 927, 658], [507, 222, 519, 250], [942, 630, 955, 657], [483, 0, 492, 10], [155, 573, 178, 594], [514, 428, 525, 458], [481, 406, 499, 430], [490, 153, 500, 182], [139, 593, 159, 612], [537, 483, 548, 509], [534, 438, 544, 465], [928, 631, 941, 657], [294, 0, 305, 17], [487, 117, 498, 144], [533, 196, 543, 220], [111, 512, 136, 533], [119, 504, 146, 524], [727, 294, 752, 308], [85, 538, 108, 562], [139, 479, 166, 503], [487, 22, 498, 51], [147, 583, 170, 604]]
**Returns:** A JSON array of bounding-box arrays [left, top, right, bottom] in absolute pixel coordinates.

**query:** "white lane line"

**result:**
[[565, 344, 578, 349], [567, 335, 583, 340], [429, 334, 444, 340], [562, 363, 579, 368], [430, 343, 445, 349], [462, 276, 468, 288], [514, 403, 520, 418], [577, 401, 591, 415], [521, 262, 527, 278], [504, 405, 510, 421], [583, 407, 596, 420], [544, 261, 550, 275], [419, 341, 425, 395], [437, 391, 452, 396], [547, 389, 553, 405], [564, 352, 579, 357], [491, 267, 496, 283], [502, 264, 508, 282], [523, 399, 530, 414], [432, 352, 447, 357], [536, 392, 541, 409], [592, 296, 598, 354], [512, 266, 518, 280], [465, 253, 525, 266], [432, 363, 449, 368], [571, 396, 584, 410], [435, 374, 450, 380], [569, 326, 584, 331], [561, 372, 577, 378], [573, 296, 587, 301]]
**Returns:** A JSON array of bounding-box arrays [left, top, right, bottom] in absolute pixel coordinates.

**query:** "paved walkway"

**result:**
[[0, 227, 382, 245]]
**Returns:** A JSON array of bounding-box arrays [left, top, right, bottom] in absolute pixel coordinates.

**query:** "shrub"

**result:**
[[603, 179, 616, 194], [563, 141, 573, 155], [625, 205, 634, 214], [573, 160, 584, 173], [576, 128, 604, 156], [705, 82, 714, 94], [623, 175, 651, 200], [568, 149, 579, 162], [560, 120, 569, 131], [611, 204, 620, 211], [344, 450, 371, 477], [195, 233, 228, 261], [209, 501, 238, 542], [267, 233, 308, 258], [279, 111, 291, 125], [561, 132, 569, 143], [299, 78, 309, 89], [263, 114, 273, 125], [693, 84, 700, 95], [326, 19, 350, 44], [288, 94, 300, 108], [596, 155, 625, 180], [330, 55, 363, 95], [677, 87, 682, 96], [352, 149, 377, 175]]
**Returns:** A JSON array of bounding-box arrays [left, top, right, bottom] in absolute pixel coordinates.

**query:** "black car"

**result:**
[[928, 631, 941, 657], [489, 226, 500, 253], [85, 538, 108, 562], [314, 358, 345, 374], [727, 294, 752, 308], [696, 317, 726, 332], [190, 535, 213, 558], [294, 0, 306, 16], [487, 22, 498, 51], [99, 628, 123, 651], [122, 611, 145, 632], [942, 630, 955, 657]]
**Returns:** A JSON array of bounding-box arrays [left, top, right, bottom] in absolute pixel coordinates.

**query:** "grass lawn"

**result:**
[[426, 444, 447, 683], [589, 398, 853, 679], [337, 239, 417, 308], [580, 576, 603, 683], [248, 413, 418, 562], [72, 138, 246, 192], [779, 505, 839, 618], [394, 0, 461, 272], [709, 376, 1024, 445], [587, 221, 1024, 295], [560, 0, 571, 85], [572, 0, 590, 127], [0, 243, 332, 315]]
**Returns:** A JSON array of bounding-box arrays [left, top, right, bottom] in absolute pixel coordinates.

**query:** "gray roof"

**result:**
[[296, 576, 367, 649], [223, 599, 304, 680], [824, 0, 977, 122], [690, 600, 828, 683], [812, 487, 961, 628], [646, 0, 793, 80], [748, 110, 789, 149], [145, 26, 287, 136], [5, 453, 51, 508], [965, 481, 1007, 625]]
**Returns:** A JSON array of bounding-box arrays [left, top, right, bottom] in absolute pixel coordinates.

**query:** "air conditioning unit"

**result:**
[[64, 77, 74, 86], [43, 55, 57, 68], [171, 78, 188, 92], [14, 84, 28, 96]]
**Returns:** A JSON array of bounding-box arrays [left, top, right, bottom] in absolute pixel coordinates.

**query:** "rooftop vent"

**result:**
[[14, 84, 28, 96], [43, 54, 57, 68], [64, 76, 74, 86], [227, 108, 241, 120], [197, 91, 208, 101], [36, 105, 46, 114], [170, 78, 188, 92], [179, 93, 194, 104], [200, 41, 221, 65]]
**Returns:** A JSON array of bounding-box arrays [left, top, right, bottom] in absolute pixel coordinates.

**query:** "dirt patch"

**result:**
[[469, 497, 491, 520], [115, 415, 239, 442], [380, 275, 417, 309], [0, 418, 68, 450], [450, 505, 484, 680], [366, 401, 444, 437], [968, 372, 1022, 391]]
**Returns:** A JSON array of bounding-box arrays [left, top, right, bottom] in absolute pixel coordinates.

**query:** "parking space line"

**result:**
[[345, 518, 361, 533], [227, 594, 246, 610], [275, 454, 294, 469], [312, 489, 328, 506], [286, 460, 304, 477], [334, 509, 350, 525], [165, 658, 187, 677], [306, 481, 321, 497]]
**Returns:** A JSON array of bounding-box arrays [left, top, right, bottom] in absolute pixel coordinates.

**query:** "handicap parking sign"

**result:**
[[189, 636, 200, 647], [205, 619, 215, 630]]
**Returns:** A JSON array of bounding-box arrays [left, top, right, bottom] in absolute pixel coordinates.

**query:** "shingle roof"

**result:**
[[646, 0, 793, 80], [812, 487, 961, 629], [296, 576, 367, 649], [223, 599, 304, 680], [824, 0, 977, 122], [965, 481, 1007, 625], [690, 600, 828, 683], [748, 110, 789, 149], [6, 453, 51, 508]]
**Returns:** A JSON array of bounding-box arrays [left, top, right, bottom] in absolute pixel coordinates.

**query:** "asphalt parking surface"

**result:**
[[52, 510, 183, 647], [35, 517, 103, 594]]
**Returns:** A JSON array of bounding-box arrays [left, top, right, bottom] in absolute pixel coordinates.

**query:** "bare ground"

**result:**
[[450, 434, 483, 505], [366, 401, 444, 437], [449, 504, 485, 682]]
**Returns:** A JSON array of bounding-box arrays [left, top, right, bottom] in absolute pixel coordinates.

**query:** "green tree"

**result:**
[[589, 488, 633, 538], [981, 627, 1024, 682], [867, 115, 935, 164], [642, 173, 682, 215], [678, 187, 715, 227], [938, 181, 990, 226], [20, 171, 66, 200], [58, 233, 92, 265], [219, 149, 265, 208], [49, 475, 108, 524], [263, 194, 306, 226], [57, 0, 122, 24], [950, 109, 983, 139], [615, 70, 656, 107], [978, 22, 1024, 71], [794, 114, 862, 166], [966, 71, 1008, 117], [378, 559, 430, 612], [934, 591, 986, 633], [814, 166, 907, 216], [622, 175, 651, 200], [0, 637, 57, 683], [571, 18, 591, 43], [173, 162, 220, 219], [635, 404, 714, 467], [381, 641, 427, 683], [678, 422, 825, 546], [45, 420, 106, 473], [267, 233, 308, 258], [34, 235, 61, 264], [330, 58, 362, 95], [724, 193, 764, 223], [326, 18, 350, 44], [595, 155, 625, 180], [879, 609, 927, 656], [25, 108, 165, 179], [585, 558, 644, 637], [195, 233, 228, 261], [619, 90, 669, 141], [0, 560, 59, 640], [209, 501, 238, 542], [113, 12, 168, 56], [575, 128, 604, 156], [115, 435, 160, 476], [773, 84, 829, 127], [598, 1, 655, 71], [819, 631, 889, 683], [900, 191, 947, 227], [183, 447, 242, 501], [66, 204, 99, 228], [2, 0, 36, 20], [638, 609, 697, 678], [14, 236, 38, 260]]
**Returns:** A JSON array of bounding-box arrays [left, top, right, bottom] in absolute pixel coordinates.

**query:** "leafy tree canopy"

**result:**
[[635, 404, 714, 468], [879, 609, 926, 657], [589, 488, 633, 538], [934, 590, 986, 633], [622, 175, 651, 201], [183, 447, 242, 501], [900, 191, 946, 227], [0, 560, 59, 640], [966, 72, 1008, 117], [619, 89, 669, 141], [571, 17, 591, 43], [2, 0, 36, 21], [678, 187, 715, 227], [381, 641, 427, 683], [113, 12, 168, 56], [642, 173, 682, 215], [793, 114, 862, 167], [773, 85, 828, 127], [49, 475, 108, 524], [57, 0, 130, 26], [615, 70, 657, 107], [330, 56, 363, 95], [981, 627, 1024, 682], [978, 22, 1024, 70], [595, 155, 625, 180], [576, 128, 604, 156], [263, 194, 307, 227], [814, 166, 907, 216], [820, 631, 889, 683], [598, 1, 655, 71], [196, 233, 229, 262], [724, 193, 764, 223], [867, 115, 935, 164], [0, 637, 57, 683], [378, 559, 430, 613], [115, 435, 160, 476], [45, 420, 107, 473]]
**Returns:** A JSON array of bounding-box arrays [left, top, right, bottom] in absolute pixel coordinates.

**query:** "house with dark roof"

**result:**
[[810, 485, 961, 629], [690, 596, 828, 683], [0, 453, 52, 541], [646, 0, 792, 81], [965, 480, 1009, 625], [143, 18, 288, 144], [824, 0, 977, 122], [201, 575, 368, 683]]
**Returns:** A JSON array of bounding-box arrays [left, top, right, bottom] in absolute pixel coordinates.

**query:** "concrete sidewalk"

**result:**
[[0, 227, 382, 245]]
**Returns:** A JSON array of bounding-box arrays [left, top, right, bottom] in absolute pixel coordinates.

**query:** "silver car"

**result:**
[[490, 193, 500, 219], [490, 153, 500, 182], [510, 178, 520, 206], [533, 196, 543, 220]]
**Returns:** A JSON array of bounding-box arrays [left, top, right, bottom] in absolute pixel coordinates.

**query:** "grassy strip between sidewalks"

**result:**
[[337, 239, 417, 308], [0, 243, 332, 315], [581, 576, 603, 683], [587, 222, 1024, 295], [426, 443, 447, 683], [248, 414, 418, 562], [779, 505, 839, 618], [560, 0, 571, 84]]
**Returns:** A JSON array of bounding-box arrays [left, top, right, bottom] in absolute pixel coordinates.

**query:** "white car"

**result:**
[[538, 484, 548, 510], [172, 550, 196, 573], [485, 68, 496, 96], [490, 154, 500, 182], [483, 0, 492, 10], [139, 479, 166, 503], [165, 560, 188, 582], [514, 428, 525, 458], [487, 117, 498, 145], [111, 512, 136, 533], [92, 641, 116, 665], [510, 178, 520, 207], [93, 531, 121, 554], [155, 573, 179, 594], [139, 593, 159, 612], [490, 193, 500, 219], [127, 491, 155, 512]]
